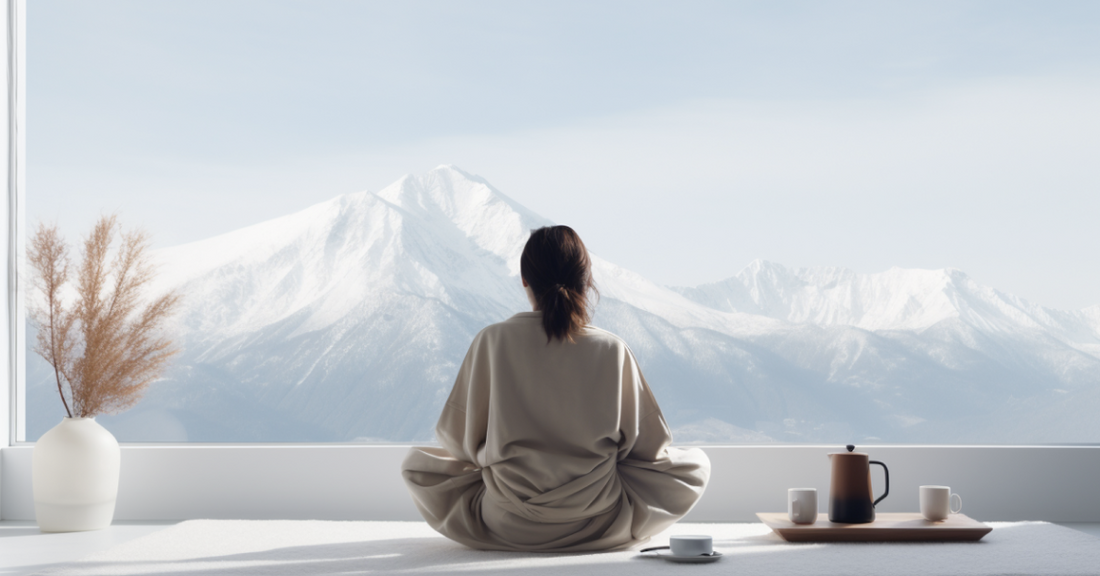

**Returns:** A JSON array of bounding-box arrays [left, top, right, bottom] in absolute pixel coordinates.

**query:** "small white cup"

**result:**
[[670, 535, 713, 556], [920, 485, 962, 521], [788, 488, 818, 524]]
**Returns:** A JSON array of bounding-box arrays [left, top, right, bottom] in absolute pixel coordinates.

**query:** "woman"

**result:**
[[402, 226, 710, 552]]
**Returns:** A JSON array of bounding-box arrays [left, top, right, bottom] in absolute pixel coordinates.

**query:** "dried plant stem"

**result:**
[[45, 277, 72, 418], [49, 324, 72, 419], [28, 216, 180, 418]]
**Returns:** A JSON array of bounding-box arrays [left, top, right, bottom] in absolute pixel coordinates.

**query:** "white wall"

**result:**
[[3, 445, 1098, 522]]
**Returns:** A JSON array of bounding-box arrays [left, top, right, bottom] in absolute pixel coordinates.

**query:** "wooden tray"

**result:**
[[757, 512, 992, 542]]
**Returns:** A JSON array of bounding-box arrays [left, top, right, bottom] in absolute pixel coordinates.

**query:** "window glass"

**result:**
[[24, 1, 1100, 443]]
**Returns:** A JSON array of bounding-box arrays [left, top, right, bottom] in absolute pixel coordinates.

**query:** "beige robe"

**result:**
[[401, 311, 711, 552]]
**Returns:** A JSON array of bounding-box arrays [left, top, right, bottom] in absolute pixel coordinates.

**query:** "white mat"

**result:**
[[35, 520, 1100, 576]]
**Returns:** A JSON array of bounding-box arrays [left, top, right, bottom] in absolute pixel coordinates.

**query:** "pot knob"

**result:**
[[846, 444, 855, 452]]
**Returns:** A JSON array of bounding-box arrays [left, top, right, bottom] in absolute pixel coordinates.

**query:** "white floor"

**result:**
[[1, 521, 1098, 576], [0, 521, 176, 576]]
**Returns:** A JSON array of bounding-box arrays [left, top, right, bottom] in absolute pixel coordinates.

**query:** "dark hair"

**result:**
[[520, 226, 598, 342]]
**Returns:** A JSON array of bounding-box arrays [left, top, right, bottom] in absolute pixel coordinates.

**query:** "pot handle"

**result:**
[[870, 460, 889, 507]]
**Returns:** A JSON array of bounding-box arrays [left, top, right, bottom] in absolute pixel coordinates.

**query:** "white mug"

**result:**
[[920, 485, 962, 521], [788, 488, 818, 524], [670, 535, 713, 556]]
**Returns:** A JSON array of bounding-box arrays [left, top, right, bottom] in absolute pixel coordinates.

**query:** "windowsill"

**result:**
[[3, 444, 1099, 523]]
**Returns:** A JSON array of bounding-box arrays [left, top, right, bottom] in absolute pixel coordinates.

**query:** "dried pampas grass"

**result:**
[[28, 215, 181, 418]]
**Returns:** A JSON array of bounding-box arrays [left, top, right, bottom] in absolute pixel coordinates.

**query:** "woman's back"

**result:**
[[442, 312, 657, 495]]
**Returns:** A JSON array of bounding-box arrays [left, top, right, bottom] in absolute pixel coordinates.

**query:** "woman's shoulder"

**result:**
[[579, 324, 630, 349], [474, 313, 632, 353], [470, 312, 541, 342]]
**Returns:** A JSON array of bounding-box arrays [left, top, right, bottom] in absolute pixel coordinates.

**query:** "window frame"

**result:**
[[2, 0, 1098, 523], [2, 0, 21, 455]]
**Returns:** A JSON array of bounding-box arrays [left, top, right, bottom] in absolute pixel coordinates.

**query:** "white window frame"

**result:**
[[1, 0, 1097, 523]]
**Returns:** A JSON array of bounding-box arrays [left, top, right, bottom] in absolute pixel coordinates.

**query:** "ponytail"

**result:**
[[520, 226, 598, 342]]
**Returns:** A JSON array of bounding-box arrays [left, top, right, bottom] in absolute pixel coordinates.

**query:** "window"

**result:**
[[19, 1, 1100, 446]]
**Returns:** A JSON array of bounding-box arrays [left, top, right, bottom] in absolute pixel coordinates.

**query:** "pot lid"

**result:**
[[827, 444, 868, 456]]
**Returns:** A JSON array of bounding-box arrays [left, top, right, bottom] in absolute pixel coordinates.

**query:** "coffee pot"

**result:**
[[827, 444, 889, 523]]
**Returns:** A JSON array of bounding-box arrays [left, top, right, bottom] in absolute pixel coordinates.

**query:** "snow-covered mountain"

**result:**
[[673, 261, 1100, 346], [25, 166, 1100, 444]]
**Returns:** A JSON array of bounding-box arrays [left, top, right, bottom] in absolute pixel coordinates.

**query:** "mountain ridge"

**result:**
[[671, 259, 1099, 352], [25, 165, 1100, 444]]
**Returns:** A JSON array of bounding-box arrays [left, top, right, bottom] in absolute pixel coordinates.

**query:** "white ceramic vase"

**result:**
[[32, 417, 120, 532]]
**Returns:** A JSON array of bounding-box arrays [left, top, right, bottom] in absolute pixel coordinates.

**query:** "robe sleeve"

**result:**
[[614, 344, 711, 536], [615, 345, 672, 462], [435, 330, 492, 466]]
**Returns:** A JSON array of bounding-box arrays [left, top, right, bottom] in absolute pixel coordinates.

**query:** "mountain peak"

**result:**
[[375, 167, 548, 257], [427, 164, 491, 185], [380, 165, 500, 206], [431, 163, 469, 175], [742, 259, 786, 273], [672, 261, 1073, 333]]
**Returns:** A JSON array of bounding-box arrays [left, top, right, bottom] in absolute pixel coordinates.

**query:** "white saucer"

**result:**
[[643, 550, 723, 563]]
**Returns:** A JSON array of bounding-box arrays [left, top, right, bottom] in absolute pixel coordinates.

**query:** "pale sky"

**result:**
[[27, 0, 1100, 310]]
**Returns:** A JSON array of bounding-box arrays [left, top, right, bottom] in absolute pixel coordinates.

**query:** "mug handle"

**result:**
[[950, 493, 962, 514], [870, 460, 890, 507]]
